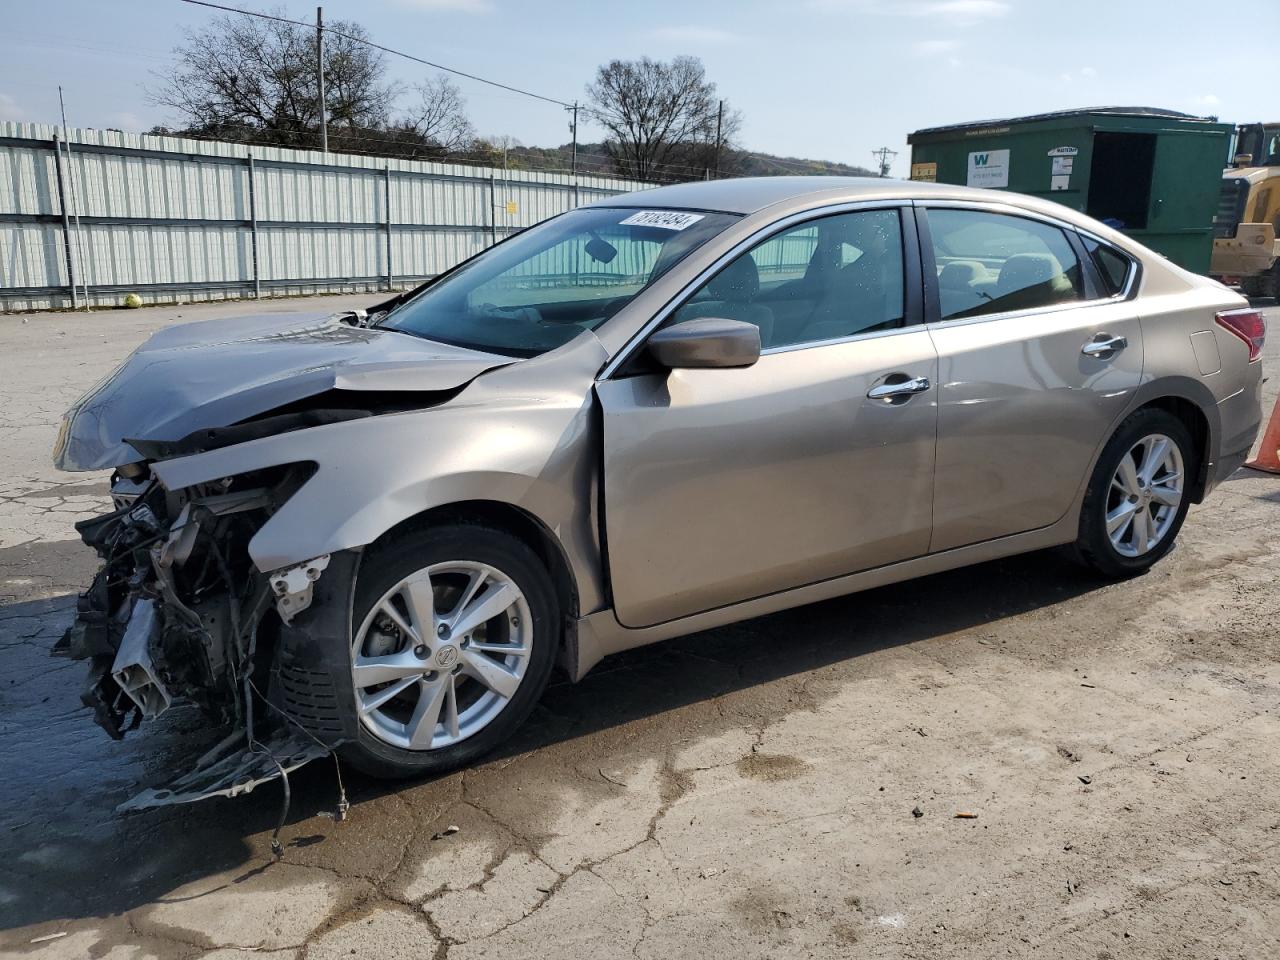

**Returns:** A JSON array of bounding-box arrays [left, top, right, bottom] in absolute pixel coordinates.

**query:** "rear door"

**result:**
[[921, 203, 1144, 552], [596, 205, 939, 628]]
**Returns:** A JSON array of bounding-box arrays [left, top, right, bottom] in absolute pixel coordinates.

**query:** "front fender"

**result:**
[[150, 336, 609, 613]]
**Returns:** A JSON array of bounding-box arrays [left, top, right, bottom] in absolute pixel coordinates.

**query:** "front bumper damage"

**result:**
[[54, 466, 344, 811]]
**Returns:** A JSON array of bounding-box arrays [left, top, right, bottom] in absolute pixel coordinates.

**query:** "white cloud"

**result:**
[[1059, 67, 1100, 84], [393, 0, 492, 12], [1189, 94, 1220, 107], [919, 0, 1009, 19], [809, 0, 1009, 24], [108, 112, 143, 132], [0, 93, 23, 122], [649, 26, 743, 45], [913, 39, 962, 56]]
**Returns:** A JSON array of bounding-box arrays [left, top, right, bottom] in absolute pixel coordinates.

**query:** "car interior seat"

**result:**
[[993, 253, 1074, 309], [674, 255, 775, 347], [938, 259, 993, 318]]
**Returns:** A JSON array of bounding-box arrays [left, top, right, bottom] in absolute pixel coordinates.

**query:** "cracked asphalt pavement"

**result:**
[[1, 296, 1278, 959]]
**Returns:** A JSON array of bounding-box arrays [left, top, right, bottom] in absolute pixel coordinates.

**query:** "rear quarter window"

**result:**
[[1082, 237, 1135, 296]]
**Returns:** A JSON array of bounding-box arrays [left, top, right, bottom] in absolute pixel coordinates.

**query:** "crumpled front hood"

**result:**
[[55, 312, 511, 471]]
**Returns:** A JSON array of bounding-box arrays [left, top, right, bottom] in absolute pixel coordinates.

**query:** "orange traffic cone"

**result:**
[[1246, 394, 1280, 474]]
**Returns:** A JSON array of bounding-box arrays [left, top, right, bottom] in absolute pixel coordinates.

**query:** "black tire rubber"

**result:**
[[338, 524, 559, 780], [1073, 408, 1196, 579]]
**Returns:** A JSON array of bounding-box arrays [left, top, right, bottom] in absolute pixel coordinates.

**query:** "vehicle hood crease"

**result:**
[[56, 312, 513, 471]]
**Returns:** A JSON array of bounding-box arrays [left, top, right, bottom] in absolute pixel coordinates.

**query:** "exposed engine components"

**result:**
[[56, 465, 340, 809], [110, 599, 171, 718]]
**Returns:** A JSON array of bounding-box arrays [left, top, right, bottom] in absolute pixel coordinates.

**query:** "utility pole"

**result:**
[[871, 146, 898, 178], [316, 6, 328, 153], [713, 99, 724, 178], [567, 101, 579, 176]]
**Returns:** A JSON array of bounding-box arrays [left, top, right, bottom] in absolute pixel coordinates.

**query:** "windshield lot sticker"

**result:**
[[620, 210, 706, 231], [967, 149, 1010, 188]]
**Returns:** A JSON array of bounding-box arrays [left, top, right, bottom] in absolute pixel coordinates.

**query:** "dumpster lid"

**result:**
[[910, 106, 1218, 140]]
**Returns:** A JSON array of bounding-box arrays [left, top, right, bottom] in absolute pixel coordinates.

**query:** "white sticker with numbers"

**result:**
[[619, 210, 706, 231]]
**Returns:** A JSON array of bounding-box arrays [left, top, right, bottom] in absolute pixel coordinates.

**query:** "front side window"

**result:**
[[382, 207, 739, 357], [927, 208, 1083, 321], [669, 208, 905, 349]]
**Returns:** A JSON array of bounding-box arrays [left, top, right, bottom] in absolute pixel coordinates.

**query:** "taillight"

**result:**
[[1215, 308, 1266, 362]]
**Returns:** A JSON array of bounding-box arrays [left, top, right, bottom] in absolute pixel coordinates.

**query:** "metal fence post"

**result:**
[[247, 155, 260, 299], [51, 134, 78, 310], [488, 173, 497, 246], [384, 167, 393, 291]]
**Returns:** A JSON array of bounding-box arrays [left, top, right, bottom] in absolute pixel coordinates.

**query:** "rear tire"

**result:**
[[1073, 409, 1196, 579], [339, 525, 559, 779]]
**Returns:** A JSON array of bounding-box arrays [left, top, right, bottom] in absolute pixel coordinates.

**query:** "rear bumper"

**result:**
[[1206, 443, 1252, 495], [1206, 369, 1266, 494]]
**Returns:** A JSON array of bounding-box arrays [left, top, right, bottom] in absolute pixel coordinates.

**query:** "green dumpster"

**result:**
[[907, 107, 1232, 274]]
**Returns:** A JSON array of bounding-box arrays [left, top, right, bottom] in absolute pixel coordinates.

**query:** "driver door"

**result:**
[[595, 206, 939, 628]]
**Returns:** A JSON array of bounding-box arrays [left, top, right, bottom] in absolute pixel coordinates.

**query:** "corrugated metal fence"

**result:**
[[0, 122, 654, 311]]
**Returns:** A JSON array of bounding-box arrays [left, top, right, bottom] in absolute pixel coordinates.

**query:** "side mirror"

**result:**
[[647, 318, 761, 370]]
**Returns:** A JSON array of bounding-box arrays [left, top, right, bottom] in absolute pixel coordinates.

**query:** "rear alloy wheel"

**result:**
[[1073, 409, 1196, 578], [342, 526, 558, 778]]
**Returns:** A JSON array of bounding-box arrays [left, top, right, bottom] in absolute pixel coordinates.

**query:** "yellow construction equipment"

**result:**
[[1212, 123, 1280, 296]]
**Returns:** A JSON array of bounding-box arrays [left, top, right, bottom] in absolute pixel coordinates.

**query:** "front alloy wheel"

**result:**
[[341, 525, 559, 779], [353, 561, 533, 751]]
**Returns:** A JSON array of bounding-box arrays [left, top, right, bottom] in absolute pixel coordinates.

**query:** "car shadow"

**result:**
[[0, 546, 1105, 931]]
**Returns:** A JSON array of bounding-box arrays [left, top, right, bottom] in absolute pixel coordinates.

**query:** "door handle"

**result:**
[[867, 376, 931, 400], [1081, 334, 1128, 358]]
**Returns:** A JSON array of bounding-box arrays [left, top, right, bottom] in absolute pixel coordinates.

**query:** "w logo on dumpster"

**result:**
[[966, 149, 1010, 187]]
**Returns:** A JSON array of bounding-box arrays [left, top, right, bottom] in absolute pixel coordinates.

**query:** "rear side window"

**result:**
[[1081, 236, 1135, 296], [926, 208, 1083, 320]]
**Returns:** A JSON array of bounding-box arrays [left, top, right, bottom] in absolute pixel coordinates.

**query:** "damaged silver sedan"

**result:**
[[53, 178, 1264, 807]]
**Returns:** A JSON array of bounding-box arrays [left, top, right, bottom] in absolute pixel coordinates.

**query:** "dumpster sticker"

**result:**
[[967, 149, 1009, 188], [910, 162, 937, 183], [1050, 154, 1074, 191]]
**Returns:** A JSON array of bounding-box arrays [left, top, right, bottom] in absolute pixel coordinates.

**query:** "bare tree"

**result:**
[[586, 56, 740, 180], [149, 9, 395, 148], [398, 76, 475, 153]]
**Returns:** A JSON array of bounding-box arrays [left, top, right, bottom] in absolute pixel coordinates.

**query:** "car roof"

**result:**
[[585, 175, 1030, 216], [584, 175, 1165, 274]]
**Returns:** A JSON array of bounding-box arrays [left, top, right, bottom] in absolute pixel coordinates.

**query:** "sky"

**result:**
[[2, 0, 1277, 177]]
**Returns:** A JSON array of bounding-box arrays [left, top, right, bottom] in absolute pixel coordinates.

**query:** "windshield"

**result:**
[[381, 206, 740, 357]]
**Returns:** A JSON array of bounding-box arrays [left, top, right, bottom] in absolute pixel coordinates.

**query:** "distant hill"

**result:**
[[502, 142, 877, 182]]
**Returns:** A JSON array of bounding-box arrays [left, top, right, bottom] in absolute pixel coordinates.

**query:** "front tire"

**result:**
[[1073, 409, 1196, 579], [340, 525, 559, 779]]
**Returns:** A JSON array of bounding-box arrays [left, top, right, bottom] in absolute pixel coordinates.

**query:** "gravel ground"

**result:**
[[0, 295, 1277, 960]]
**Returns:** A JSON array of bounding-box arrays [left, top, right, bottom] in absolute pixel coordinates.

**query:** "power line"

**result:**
[[178, 0, 572, 108], [871, 146, 898, 178]]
